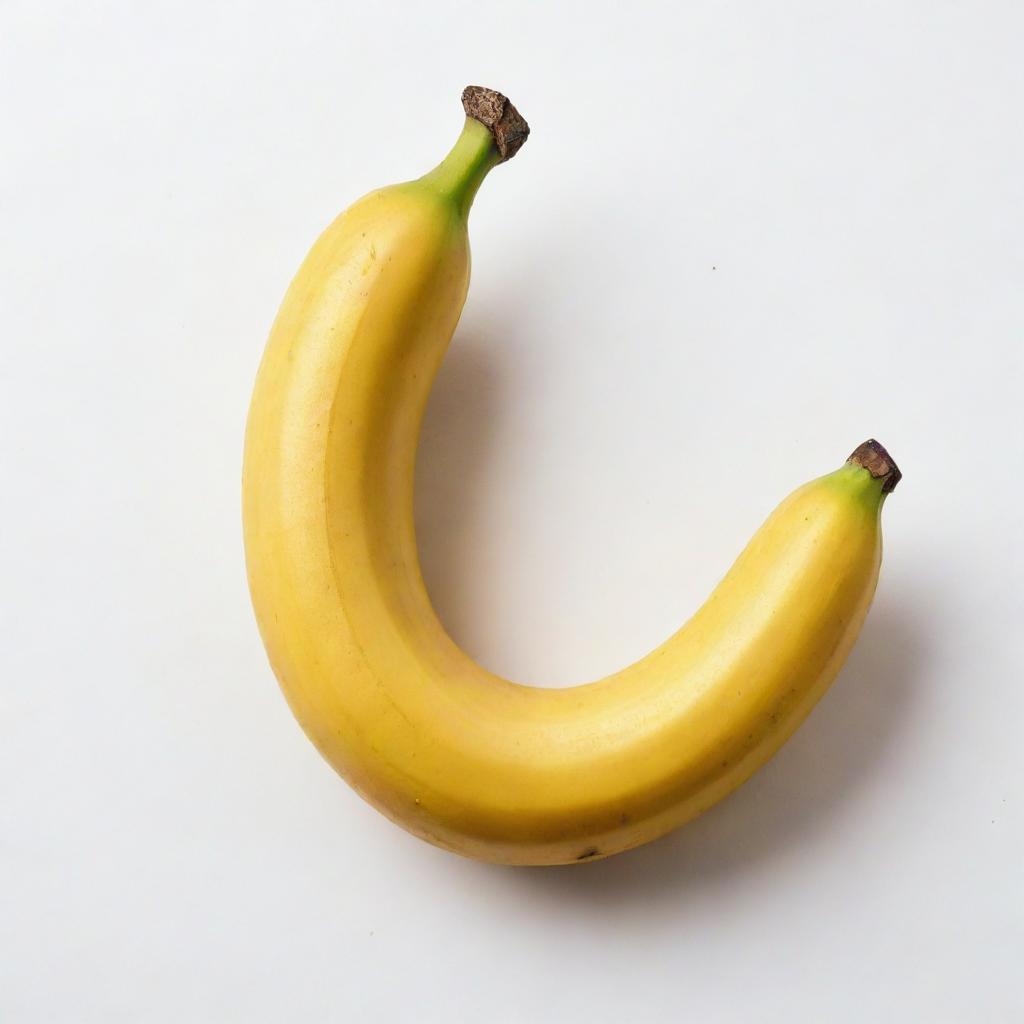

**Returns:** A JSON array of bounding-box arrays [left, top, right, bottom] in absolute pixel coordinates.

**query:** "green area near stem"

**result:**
[[823, 462, 889, 507], [416, 118, 500, 217]]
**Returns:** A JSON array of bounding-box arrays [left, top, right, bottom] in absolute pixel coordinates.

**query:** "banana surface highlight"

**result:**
[[243, 87, 901, 865]]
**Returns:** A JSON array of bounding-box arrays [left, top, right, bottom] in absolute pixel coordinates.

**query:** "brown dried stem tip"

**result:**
[[847, 439, 902, 493], [461, 86, 529, 162]]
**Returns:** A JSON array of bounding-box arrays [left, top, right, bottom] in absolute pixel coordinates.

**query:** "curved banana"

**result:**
[[243, 87, 901, 865]]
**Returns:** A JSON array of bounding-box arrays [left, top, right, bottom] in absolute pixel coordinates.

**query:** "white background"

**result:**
[[2, 2, 1022, 1021]]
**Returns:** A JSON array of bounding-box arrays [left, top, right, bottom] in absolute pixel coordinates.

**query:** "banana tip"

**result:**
[[461, 86, 529, 162], [847, 439, 901, 493]]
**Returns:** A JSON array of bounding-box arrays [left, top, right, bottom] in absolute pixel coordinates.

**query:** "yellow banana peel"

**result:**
[[243, 87, 901, 865]]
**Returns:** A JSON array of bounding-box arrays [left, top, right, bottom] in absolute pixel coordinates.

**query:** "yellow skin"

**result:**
[[243, 113, 894, 865]]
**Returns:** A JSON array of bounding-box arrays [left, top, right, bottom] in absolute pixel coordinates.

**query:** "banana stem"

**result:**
[[847, 439, 902, 493], [420, 118, 500, 215], [419, 86, 530, 217]]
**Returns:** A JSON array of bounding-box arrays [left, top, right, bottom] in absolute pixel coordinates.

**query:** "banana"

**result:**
[[243, 86, 901, 865]]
